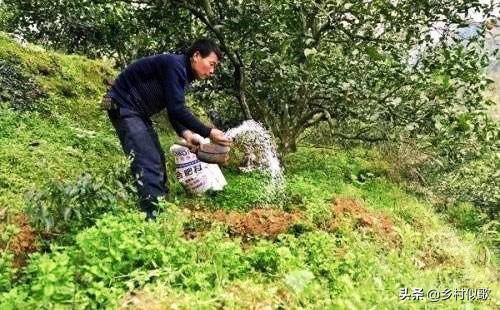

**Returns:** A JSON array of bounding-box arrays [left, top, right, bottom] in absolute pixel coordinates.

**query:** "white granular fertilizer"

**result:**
[[226, 120, 285, 195]]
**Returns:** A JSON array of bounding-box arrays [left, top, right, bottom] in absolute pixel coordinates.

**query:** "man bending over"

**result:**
[[104, 38, 231, 220]]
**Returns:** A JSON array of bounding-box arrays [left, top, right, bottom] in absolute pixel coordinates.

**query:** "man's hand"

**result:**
[[210, 128, 232, 146], [182, 130, 198, 145], [181, 130, 201, 152]]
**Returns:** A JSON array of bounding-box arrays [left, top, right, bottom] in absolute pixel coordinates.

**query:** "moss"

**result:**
[[0, 34, 120, 209]]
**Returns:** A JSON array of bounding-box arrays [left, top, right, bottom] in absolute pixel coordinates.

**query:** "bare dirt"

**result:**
[[186, 208, 303, 240], [1, 213, 38, 268], [329, 198, 401, 247], [183, 198, 400, 246]]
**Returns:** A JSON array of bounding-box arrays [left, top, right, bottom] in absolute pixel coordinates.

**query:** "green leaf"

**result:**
[[366, 46, 383, 61]]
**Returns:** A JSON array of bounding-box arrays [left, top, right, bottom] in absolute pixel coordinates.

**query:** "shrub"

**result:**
[[0, 59, 47, 112], [378, 139, 499, 219], [444, 203, 489, 232], [24, 160, 136, 240], [0, 4, 14, 32]]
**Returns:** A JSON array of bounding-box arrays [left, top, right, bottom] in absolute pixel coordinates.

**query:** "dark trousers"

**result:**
[[107, 107, 167, 219]]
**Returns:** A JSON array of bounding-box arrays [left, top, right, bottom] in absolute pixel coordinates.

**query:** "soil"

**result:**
[[1, 214, 38, 268], [329, 198, 401, 247], [183, 198, 399, 246], [186, 208, 303, 240]]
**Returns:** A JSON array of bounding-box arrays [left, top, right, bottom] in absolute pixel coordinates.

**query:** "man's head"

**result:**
[[187, 38, 222, 80]]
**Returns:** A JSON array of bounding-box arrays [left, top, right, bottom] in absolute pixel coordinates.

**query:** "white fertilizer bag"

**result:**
[[169, 136, 227, 194]]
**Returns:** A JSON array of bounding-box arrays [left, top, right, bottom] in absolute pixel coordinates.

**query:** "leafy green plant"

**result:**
[[0, 59, 47, 111], [284, 269, 315, 294], [24, 251, 77, 307], [247, 241, 281, 274], [177, 227, 251, 290], [24, 161, 136, 238], [0, 220, 20, 292], [202, 170, 275, 211], [74, 212, 169, 288], [0, 252, 14, 293], [444, 203, 489, 232]]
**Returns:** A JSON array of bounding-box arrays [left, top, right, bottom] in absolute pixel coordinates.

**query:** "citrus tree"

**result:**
[[174, 0, 496, 153], [4, 0, 497, 153], [2, 0, 193, 67]]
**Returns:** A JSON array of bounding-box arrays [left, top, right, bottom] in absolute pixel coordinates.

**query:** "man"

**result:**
[[104, 38, 232, 220]]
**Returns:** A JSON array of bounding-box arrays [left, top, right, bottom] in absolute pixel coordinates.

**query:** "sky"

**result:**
[[424, 2, 500, 72]]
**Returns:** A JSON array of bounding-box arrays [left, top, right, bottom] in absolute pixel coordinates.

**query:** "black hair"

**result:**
[[186, 38, 222, 61]]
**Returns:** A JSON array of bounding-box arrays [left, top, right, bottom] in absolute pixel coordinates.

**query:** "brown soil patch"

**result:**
[[1, 214, 38, 268], [329, 198, 400, 247], [187, 208, 303, 240]]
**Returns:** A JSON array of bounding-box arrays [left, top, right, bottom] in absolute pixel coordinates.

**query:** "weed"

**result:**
[[24, 161, 136, 243]]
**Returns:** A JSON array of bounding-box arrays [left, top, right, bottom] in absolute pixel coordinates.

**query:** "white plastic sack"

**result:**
[[169, 135, 227, 194]]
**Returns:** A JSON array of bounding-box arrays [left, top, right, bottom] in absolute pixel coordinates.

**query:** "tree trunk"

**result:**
[[233, 55, 252, 119], [278, 127, 298, 154]]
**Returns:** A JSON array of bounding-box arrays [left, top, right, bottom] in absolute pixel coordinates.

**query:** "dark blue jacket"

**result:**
[[108, 54, 211, 137]]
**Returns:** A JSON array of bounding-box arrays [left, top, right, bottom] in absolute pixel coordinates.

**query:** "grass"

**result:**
[[0, 33, 122, 209], [0, 33, 498, 309]]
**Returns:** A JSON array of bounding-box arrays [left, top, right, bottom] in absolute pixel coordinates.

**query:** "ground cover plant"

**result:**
[[0, 20, 498, 310]]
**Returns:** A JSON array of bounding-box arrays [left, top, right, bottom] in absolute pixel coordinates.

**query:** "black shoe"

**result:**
[[145, 210, 157, 221]]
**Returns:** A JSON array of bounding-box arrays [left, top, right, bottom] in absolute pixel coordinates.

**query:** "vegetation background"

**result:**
[[0, 0, 498, 308]]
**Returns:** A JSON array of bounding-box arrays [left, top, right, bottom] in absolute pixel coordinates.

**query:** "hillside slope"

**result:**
[[0, 33, 122, 209], [0, 34, 498, 309]]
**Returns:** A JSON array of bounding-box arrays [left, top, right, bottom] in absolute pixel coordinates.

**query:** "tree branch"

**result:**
[[173, 0, 252, 119]]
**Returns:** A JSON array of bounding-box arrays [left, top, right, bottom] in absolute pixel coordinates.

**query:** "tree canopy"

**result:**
[[2, 0, 498, 155]]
